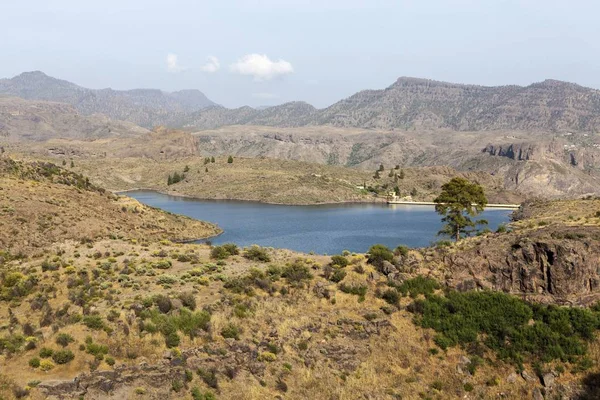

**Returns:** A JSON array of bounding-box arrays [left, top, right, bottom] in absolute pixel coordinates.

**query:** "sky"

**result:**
[[2, 0, 600, 108]]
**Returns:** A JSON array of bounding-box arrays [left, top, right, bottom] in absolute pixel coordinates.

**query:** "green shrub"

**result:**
[[86, 342, 109, 357], [0, 334, 25, 354], [105, 356, 115, 366], [221, 323, 241, 340], [330, 255, 349, 267], [282, 260, 313, 287], [197, 368, 218, 389], [55, 333, 75, 347], [52, 349, 75, 364], [178, 292, 197, 310], [367, 244, 394, 270], [210, 246, 231, 260], [410, 290, 600, 368], [39, 347, 53, 358], [396, 276, 440, 298], [381, 288, 400, 305], [222, 243, 239, 256], [172, 379, 183, 393], [329, 268, 346, 283], [243, 246, 271, 262], [394, 245, 409, 257], [339, 282, 368, 302], [28, 357, 41, 368], [82, 315, 105, 330]]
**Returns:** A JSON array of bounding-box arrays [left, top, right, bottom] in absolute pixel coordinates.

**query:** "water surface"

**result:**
[[126, 191, 512, 254]]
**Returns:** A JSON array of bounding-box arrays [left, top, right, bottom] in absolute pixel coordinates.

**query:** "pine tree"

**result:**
[[211, 157, 215, 163], [227, 156, 233, 164], [434, 177, 488, 241]]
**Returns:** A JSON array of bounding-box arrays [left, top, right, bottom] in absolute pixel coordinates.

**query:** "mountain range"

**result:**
[[183, 78, 600, 131], [0, 71, 216, 128], [2, 72, 600, 132]]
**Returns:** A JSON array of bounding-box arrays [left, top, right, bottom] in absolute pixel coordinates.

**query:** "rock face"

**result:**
[[445, 226, 600, 305], [38, 362, 187, 399]]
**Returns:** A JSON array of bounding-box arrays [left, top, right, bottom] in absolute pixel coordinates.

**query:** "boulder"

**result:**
[[522, 370, 537, 383], [542, 372, 555, 388], [381, 261, 396, 275]]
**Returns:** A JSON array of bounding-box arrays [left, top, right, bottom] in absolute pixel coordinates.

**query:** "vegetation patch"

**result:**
[[410, 289, 600, 369]]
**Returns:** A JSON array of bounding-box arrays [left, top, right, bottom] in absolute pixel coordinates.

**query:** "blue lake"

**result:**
[[125, 191, 513, 254]]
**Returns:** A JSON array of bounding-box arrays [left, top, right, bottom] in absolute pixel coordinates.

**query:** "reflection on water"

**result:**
[[125, 191, 513, 254]]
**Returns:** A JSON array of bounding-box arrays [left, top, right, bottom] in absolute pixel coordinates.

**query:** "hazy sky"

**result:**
[[2, 0, 600, 108]]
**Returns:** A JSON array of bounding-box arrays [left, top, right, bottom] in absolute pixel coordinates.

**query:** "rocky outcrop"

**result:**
[[483, 143, 537, 161], [444, 226, 600, 305], [38, 361, 187, 399]]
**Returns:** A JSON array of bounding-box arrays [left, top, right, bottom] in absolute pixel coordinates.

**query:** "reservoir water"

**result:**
[[125, 191, 513, 254]]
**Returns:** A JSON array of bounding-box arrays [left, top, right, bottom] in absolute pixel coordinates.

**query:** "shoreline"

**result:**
[[113, 187, 387, 206], [115, 188, 520, 209]]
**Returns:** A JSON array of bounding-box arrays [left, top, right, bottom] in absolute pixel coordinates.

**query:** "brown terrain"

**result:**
[[0, 156, 600, 399], [3, 72, 600, 400]]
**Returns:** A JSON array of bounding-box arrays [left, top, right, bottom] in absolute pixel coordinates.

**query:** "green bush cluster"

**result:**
[[224, 267, 280, 295], [144, 308, 211, 347], [339, 282, 368, 302], [167, 172, 185, 185], [330, 255, 349, 267], [394, 276, 440, 298], [410, 290, 600, 369], [281, 260, 313, 287], [366, 244, 394, 270], [243, 246, 271, 262], [210, 243, 239, 260], [51, 349, 75, 364]]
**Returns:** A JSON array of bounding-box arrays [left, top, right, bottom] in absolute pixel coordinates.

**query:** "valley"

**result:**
[[2, 71, 600, 400]]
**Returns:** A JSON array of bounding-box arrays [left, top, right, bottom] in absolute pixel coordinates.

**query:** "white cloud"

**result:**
[[252, 92, 279, 99], [166, 53, 184, 73], [230, 54, 293, 81], [201, 56, 220, 73]]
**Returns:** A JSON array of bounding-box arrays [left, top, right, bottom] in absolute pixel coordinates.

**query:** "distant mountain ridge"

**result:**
[[3, 71, 600, 132], [183, 77, 600, 131], [0, 71, 216, 128]]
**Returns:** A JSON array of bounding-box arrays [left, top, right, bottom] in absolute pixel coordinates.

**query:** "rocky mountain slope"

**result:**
[[0, 71, 216, 128], [182, 77, 600, 132], [0, 97, 149, 141], [188, 126, 600, 199], [5, 72, 600, 133]]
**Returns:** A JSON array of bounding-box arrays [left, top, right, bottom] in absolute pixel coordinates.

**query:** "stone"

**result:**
[[381, 261, 396, 275], [532, 387, 544, 400], [507, 372, 518, 383], [459, 355, 471, 365], [170, 298, 184, 310], [368, 271, 380, 281], [542, 372, 555, 388], [521, 370, 537, 383]]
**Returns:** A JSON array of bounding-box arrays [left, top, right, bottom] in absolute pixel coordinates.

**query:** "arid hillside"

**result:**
[[0, 157, 220, 254], [1, 164, 600, 399]]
